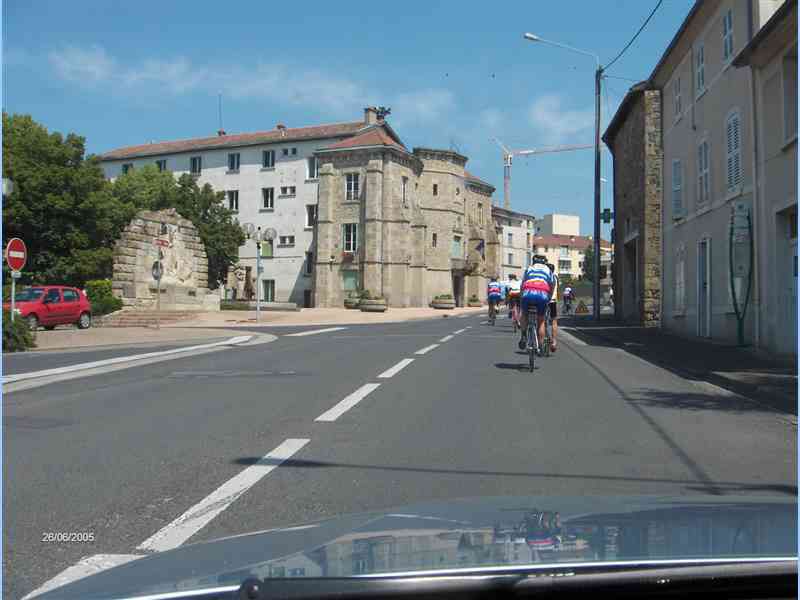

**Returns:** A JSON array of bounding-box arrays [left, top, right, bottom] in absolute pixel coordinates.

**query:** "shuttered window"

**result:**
[[697, 141, 710, 205], [672, 159, 683, 218], [726, 111, 742, 191]]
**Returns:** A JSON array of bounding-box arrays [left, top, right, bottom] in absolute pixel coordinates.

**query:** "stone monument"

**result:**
[[112, 208, 219, 311]]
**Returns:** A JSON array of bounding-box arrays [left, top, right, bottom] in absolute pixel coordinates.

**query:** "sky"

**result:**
[[2, 0, 694, 237]]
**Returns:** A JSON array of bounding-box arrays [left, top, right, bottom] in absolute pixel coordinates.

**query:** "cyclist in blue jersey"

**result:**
[[518, 255, 554, 351], [487, 276, 503, 321]]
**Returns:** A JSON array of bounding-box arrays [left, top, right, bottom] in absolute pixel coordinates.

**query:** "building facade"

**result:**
[[100, 112, 377, 306], [653, 0, 785, 343], [491, 207, 537, 280], [536, 214, 580, 237], [531, 233, 613, 283], [313, 120, 500, 308], [603, 83, 664, 326], [733, 0, 797, 355]]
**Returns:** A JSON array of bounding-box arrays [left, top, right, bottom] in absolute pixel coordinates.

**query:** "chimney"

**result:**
[[217, 129, 226, 137], [276, 123, 287, 137], [364, 107, 378, 125]]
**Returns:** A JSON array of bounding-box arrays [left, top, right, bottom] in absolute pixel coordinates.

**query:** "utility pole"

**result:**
[[593, 65, 603, 321]]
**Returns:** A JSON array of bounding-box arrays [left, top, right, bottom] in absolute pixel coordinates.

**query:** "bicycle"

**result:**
[[525, 305, 540, 372], [541, 303, 554, 358], [488, 301, 496, 326], [511, 298, 521, 334]]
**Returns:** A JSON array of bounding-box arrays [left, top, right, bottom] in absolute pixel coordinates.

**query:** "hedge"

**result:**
[[3, 310, 36, 352], [85, 279, 123, 316]]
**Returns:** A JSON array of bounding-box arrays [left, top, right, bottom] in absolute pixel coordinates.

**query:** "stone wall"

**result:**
[[642, 90, 663, 327], [112, 208, 218, 311]]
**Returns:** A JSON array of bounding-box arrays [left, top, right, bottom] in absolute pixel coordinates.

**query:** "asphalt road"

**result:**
[[3, 312, 796, 599]]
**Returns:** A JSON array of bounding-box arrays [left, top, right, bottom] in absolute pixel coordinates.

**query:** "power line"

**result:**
[[603, 0, 664, 71], [604, 75, 641, 83]]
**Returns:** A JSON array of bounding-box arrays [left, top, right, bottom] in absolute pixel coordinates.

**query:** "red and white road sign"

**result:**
[[153, 238, 172, 248], [5, 238, 27, 271]]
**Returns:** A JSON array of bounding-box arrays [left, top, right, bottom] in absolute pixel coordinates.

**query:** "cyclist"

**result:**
[[506, 273, 521, 322], [487, 276, 503, 321], [518, 255, 554, 352], [547, 264, 559, 353], [563, 284, 574, 314]]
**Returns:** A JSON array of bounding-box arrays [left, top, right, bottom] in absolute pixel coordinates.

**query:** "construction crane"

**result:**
[[493, 138, 593, 210]]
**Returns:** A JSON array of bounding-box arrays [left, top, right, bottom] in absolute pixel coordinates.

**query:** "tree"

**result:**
[[2, 113, 138, 286], [581, 244, 595, 282]]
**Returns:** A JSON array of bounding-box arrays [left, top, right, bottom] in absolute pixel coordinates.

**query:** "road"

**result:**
[[3, 312, 796, 599]]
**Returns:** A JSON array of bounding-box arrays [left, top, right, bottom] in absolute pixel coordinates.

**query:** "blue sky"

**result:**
[[3, 0, 694, 236]]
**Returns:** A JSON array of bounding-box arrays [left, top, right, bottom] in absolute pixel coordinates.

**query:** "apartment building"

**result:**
[[532, 233, 612, 282], [100, 110, 379, 306], [491, 206, 537, 279]]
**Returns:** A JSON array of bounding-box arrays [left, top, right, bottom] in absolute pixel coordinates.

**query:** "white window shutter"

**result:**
[[672, 160, 683, 217]]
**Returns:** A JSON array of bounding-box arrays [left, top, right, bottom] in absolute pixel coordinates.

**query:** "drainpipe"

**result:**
[[746, 0, 762, 350]]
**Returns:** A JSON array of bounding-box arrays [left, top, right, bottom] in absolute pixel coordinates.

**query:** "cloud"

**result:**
[[49, 45, 116, 83], [392, 89, 455, 123], [527, 94, 594, 144], [479, 108, 503, 129]]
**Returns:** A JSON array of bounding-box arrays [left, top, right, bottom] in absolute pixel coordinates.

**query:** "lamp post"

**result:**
[[524, 33, 603, 320], [243, 223, 264, 322]]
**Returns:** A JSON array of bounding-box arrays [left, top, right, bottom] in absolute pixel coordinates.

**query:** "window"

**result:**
[[291, 147, 297, 155], [63, 289, 78, 302], [190, 156, 202, 175], [526, 232, 531, 248], [673, 77, 682, 120], [508, 252, 514, 265], [507, 233, 513, 246], [722, 9, 734, 61], [697, 140, 710, 205], [526, 251, 532, 266], [432, 232, 438, 248], [261, 238, 273, 258], [675, 251, 686, 313], [288, 569, 305, 577], [558, 245, 568, 258], [280, 186, 296, 196], [433, 183, 438, 196], [279, 235, 295, 247], [477, 202, 483, 225], [262, 150, 275, 168], [559, 259, 571, 272], [282, 148, 289, 156], [725, 111, 742, 191], [346, 173, 360, 201], [155, 159, 167, 172], [401, 176, 408, 207], [45, 289, 61, 303], [451, 235, 462, 258], [695, 43, 705, 95], [307, 157, 318, 179], [305, 204, 317, 227], [121, 163, 133, 175], [456, 215, 462, 229], [672, 159, 684, 218], [227, 152, 240, 172], [226, 190, 239, 212], [343, 223, 358, 252], [305, 252, 314, 275], [262, 279, 275, 303], [261, 187, 274, 210], [783, 49, 798, 141], [342, 270, 358, 291]]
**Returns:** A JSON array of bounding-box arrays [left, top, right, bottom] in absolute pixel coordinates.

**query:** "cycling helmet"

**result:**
[[532, 255, 548, 265]]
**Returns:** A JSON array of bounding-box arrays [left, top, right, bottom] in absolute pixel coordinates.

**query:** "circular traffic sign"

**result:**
[[152, 260, 163, 281], [5, 238, 27, 271], [264, 228, 277, 241]]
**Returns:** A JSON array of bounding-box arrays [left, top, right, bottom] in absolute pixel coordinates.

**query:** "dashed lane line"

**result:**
[[415, 344, 440, 355], [315, 383, 381, 422], [377, 359, 415, 379], [284, 327, 347, 337], [439, 335, 454, 343]]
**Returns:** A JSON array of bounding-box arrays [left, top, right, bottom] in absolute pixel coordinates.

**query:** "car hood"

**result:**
[[37, 494, 797, 599]]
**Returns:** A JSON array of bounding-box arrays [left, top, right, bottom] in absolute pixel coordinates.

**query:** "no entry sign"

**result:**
[[5, 238, 27, 271]]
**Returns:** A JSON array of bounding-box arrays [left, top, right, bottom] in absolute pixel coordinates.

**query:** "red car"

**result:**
[[4, 285, 92, 330]]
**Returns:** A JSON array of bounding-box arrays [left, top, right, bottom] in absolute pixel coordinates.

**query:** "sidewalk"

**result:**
[[21, 327, 241, 352], [168, 306, 486, 328], [564, 317, 797, 415]]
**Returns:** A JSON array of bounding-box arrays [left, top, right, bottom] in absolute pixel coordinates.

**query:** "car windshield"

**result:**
[[13, 288, 44, 302], [3, 1, 798, 599]]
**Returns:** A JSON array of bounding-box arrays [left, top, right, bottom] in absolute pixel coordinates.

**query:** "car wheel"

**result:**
[[77, 312, 92, 329], [26, 314, 38, 331], [44, 325, 56, 331]]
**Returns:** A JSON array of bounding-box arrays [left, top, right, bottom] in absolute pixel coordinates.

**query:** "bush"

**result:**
[[220, 301, 252, 311], [84, 279, 123, 316], [359, 290, 371, 299], [3, 310, 36, 352], [435, 294, 454, 300]]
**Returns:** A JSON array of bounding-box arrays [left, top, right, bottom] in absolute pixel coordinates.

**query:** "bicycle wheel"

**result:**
[[527, 308, 537, 372]]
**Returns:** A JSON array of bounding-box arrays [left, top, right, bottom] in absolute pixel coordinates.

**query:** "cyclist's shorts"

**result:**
[[521, 289, 549, 314], [488, 293, 502, 302]]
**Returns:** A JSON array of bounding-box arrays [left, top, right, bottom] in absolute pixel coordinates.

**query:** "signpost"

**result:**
[[729, 201, 753, 346], [5, 238, 27, 322], [152, 259, 163, 329]]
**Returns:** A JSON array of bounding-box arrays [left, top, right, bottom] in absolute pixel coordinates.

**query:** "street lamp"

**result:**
[[524, 32, 603, 320], [243, 223, 264, 321]]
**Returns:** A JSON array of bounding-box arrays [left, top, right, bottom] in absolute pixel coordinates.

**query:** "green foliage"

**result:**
[[359, 290, 371, 299], [3, 310, 36, 352], [468, 294, 480, 302], [84, 279, 122, 315], [3, 113, 137, 287], [582, 245, 595, 282], [220, 301, 252, 311], [435, 294, 454, 300]]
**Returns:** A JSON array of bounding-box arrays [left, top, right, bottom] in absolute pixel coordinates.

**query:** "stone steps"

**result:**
[[95, 310, 199, 328]]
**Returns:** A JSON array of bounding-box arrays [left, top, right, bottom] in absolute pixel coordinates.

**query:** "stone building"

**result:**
[[313, 118, 500, 308], [603, 82, 664, 326]]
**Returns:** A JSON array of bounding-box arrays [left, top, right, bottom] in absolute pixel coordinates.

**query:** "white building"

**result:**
[[100, 110, 382, 306], [491, 206, 537, 279], [536, 213, 580, 237]]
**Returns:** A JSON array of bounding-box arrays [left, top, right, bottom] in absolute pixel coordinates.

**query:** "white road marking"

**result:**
[[377, 358, 415, 379], [452, 328, 467, 334], [480, 321, 489, 325], [3, 336, 253, 384], [439, 335, 454, 342], [285, 327, 346, 337], [137, 438, 310, 552], [559, 329, 587, 347], [315, 383, 381, 422], [415, 344, 439, 355], [22, 554, 143, 599]]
